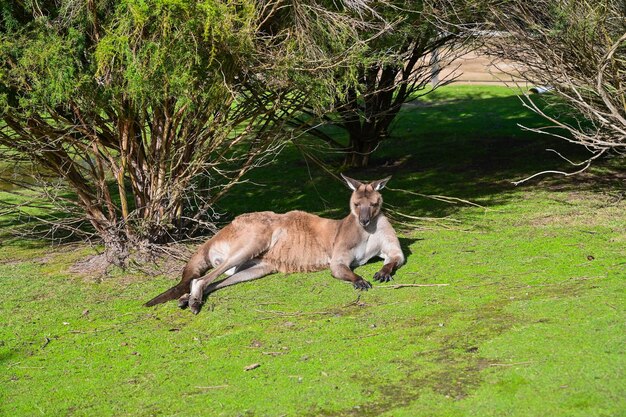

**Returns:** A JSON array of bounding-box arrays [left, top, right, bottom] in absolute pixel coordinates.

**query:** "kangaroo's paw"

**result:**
[[373, 270, 393, 283], [188, 279, 204, 315], [187, 279, 204, 314], [353, 277, 372, 291], [188, 294, 202, 315], [178, 293, 190, 309]]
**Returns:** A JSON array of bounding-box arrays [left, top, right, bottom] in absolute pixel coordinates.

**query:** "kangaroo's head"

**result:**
[[341, 174, 391, 228]]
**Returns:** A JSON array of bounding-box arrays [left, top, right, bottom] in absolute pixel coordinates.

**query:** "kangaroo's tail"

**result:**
[[145, 240, 213, 307], [145, 282, 190, 307]]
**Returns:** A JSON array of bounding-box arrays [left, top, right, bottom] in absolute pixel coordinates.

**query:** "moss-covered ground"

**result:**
[[1, 86, 624, 416]]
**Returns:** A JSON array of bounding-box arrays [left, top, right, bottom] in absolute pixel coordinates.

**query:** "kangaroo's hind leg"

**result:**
[[178, 259, 274, 308], [205, 259, 276, 295], [188, 240, 271, 314]]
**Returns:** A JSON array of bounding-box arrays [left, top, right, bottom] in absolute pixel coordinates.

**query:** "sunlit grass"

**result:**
[[1, 85, 624, 416]]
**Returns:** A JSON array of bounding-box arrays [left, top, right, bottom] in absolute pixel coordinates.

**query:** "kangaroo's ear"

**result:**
[[340, 173, 363, 191], [370, 176, 391, 191]]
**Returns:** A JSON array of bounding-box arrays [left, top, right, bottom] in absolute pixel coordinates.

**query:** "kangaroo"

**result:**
[[145, 174, 405, 314]]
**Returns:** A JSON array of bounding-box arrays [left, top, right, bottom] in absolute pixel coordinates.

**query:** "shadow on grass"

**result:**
[[2, 89, 623, 244], [220, 92, 621, 224], [0, 197, 88, 250]]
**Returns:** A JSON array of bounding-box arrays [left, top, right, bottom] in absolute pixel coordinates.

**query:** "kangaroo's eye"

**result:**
[[372, 202, 379, 207], [354, 203, 360, 208]]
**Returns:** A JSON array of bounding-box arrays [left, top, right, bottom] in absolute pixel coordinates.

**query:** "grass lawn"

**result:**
[[0, 85, 624, 416]]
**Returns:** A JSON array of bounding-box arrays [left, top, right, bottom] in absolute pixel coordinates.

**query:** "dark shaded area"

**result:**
[[1, 90, 624, 249], [219, 92, 624, 222], [0, 184, 92, 249]]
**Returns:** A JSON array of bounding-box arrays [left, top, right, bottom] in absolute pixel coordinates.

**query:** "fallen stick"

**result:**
[[244, 363, 261, 371], [377, 283, 449, 289]]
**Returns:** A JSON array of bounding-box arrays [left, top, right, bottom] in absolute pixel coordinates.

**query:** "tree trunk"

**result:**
[[344, 128, 378, 168], [339, 64, 405, 168]]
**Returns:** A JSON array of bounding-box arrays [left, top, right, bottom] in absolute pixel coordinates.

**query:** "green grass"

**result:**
[[1, 85, 625, 416]]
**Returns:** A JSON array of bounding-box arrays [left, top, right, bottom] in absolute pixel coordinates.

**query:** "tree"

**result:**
[[0, 0, 367, 264], [299, 0, 481, 168], [484, 0, 625, 181]]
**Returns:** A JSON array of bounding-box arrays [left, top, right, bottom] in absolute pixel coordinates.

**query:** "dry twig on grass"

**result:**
[[377, 283, 450, 289]]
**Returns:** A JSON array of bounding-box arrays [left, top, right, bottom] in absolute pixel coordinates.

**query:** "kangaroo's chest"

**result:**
[[351, 232, 383, 267]]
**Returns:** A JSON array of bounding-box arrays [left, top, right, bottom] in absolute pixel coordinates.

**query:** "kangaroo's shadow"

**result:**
[[399, 237, 418, 261]]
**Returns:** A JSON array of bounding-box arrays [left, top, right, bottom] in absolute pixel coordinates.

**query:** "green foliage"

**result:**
[[1, 86, 624, 415], [0, 1, 259, 111], [92, 0, 256, 107], [0, 1, 373, 256]]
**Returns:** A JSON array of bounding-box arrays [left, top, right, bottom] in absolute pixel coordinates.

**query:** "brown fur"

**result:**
[[145, 175, 404, 313], [258, 211, 337, 273]]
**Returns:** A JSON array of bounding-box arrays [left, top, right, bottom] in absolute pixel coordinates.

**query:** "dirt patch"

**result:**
[[69, 253, 114, 280], [306, 300, 519, 417], [441, 51, 528, 86], [526, 190, 626, 228], [69, 244, 193, 283], [307, 276, 600, 417]]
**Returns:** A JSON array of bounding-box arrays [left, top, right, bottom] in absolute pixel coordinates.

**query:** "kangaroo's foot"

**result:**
[[353, 277, 372, 291], [188, 296, 202, 315], [178, 293, 190, 309], [188, 279, 204, 315]]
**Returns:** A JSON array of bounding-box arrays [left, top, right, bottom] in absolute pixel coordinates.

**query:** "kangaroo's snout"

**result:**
[[359, 206, 371, 227]]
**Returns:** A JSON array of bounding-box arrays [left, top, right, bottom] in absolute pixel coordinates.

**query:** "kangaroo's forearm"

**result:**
[[330, 263, 359, 282], [331, 262, 372, 290]]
